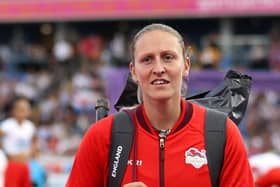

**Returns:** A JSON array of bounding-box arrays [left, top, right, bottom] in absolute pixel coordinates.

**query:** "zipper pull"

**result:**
[[158, 129, 170, 149]]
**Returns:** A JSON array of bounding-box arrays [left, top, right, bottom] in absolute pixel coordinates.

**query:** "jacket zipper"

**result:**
[[158, 129, 170, 187]]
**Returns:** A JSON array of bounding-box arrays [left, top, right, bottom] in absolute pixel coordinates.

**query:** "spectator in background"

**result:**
[[0, 97, 40, 187], [0, 97, 35, 163], [250, 152, 280, 187], [199, 34, 221, 69], [248, 44, 269, 70], [246, 91, 280, 186], [78, 35, 105, 69], [29, 136, 47, 187], [246, 92, 279, 155], [269, 27, 280, 71]]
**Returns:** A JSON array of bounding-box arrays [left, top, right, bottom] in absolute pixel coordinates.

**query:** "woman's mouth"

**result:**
[[151, 79, 170, 85]]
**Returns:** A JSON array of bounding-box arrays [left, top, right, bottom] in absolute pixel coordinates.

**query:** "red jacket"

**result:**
[[66, 100, 254, 187]]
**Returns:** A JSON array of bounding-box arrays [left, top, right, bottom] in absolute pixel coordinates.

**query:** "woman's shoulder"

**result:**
[[0, 118, 17, 130], [186, 100, 206, 117]]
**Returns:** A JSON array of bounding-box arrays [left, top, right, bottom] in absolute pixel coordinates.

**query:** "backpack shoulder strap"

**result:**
[[108, 111, 135, 187], [205, 108, 227, 187]]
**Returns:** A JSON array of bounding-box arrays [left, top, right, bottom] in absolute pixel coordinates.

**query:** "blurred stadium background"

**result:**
[[0, 0, 280, 186]]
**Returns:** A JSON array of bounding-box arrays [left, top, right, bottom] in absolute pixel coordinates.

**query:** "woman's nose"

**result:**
[[152, 61, 165, 75]]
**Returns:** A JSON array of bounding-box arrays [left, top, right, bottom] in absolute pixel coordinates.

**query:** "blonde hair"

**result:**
[[130, 23, 187, 64]]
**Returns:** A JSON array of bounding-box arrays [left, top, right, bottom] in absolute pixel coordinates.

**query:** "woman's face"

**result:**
[[12, 99, 31, 121], [130, 30, 190, 102]]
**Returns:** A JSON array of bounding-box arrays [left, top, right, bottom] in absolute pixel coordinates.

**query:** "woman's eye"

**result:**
[[163, 54, 174, 61], [142, 57, 152, 64]]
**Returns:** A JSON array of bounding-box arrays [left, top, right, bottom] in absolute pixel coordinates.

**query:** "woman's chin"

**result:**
[[148, 93, 175, 101]]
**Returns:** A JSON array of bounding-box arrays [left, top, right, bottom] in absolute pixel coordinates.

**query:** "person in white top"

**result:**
[[0, 97, 36, 187], [250, 151, 280, 187], [0, 97, 36, 162]]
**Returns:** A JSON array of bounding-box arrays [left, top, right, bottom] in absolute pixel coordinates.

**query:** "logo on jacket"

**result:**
[[185, 147, 207, 168]]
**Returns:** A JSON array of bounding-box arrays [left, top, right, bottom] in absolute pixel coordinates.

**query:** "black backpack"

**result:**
[[100, 69, 252, 187]]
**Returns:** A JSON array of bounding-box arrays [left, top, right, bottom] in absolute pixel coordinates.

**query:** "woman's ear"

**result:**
[[129, 62, 138, 83], [183, 57, 190, 77]]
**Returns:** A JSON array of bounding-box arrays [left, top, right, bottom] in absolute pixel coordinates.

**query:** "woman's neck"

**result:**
[[144, 97, 181, 130], [15, 118, 25, 125]]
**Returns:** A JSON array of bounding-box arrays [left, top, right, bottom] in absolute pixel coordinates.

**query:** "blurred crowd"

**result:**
[[245, 91, 280, 186], [0, 21, 279, 186]]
